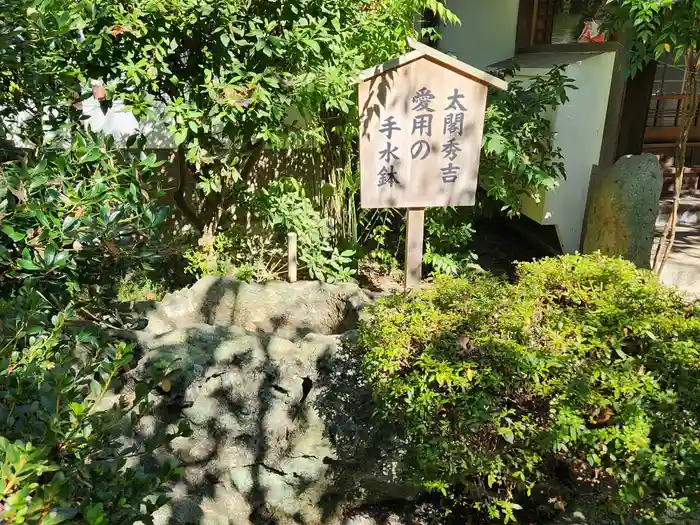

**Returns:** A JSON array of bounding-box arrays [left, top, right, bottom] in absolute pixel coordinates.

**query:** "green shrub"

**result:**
[[76, 0, 458, 235], [254, 177, 356, 283], [423, 207, 478, 276], [482, 66, 575, 213], [184, 232, 239, 279], [0, 130, 187, 524], [183, 178, 356, 283], [117, 274, 170, 302], [183, 234, 274, 282], [0, 132, 167, 295], [361, 253, 700, 522]]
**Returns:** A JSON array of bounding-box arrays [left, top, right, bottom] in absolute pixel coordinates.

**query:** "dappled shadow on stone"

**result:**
[[313, 334, 413, 523], [135, 276, 370, 341], [117, 276, 415, 525], [117, 268, 700, 525]]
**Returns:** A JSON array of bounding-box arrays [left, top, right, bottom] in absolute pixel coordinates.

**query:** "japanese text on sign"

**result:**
[[376, 87, 468, 187], [377, 116, 402, 187], [440, 88, 466, 183], [359, 52, 493, 209]]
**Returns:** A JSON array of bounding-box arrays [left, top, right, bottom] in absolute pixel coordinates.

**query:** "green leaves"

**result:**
[[43, 241, 57, 266], [90, 378, 101, 396], [483, 133, 507, 156], [603, 0, 700, 74], [0, 128, 168, 287], [361, 253, 700, 522], [17, 258, 41, 271], [63, 0, 461, 236], [498, 427, 515, 444], [0, 125, 178, 523], [70, 401, 86, 415], [481, 66, 574, 213], [41, 508, 79, 525], [0, 287, 185, 524], [0, 4, 205, 525], [2, 225, 25, 242], [256, 177, 356, 282], [172, 129, 187, 146], [79, 147, 105, 164], [84, 503, 105, 525], [305, 38, 321, 54]]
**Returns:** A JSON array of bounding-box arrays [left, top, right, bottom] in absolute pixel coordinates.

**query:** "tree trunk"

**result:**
[[209, 142, 264, 233], [174, 145, 204, 233], [652, 49, 700, 274]]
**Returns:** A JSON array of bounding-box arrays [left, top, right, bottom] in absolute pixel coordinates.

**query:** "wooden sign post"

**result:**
[[404, 208, 425, 288], [357, 39, 508, 290]]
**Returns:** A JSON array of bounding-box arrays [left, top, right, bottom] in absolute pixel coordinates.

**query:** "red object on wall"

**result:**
[[579, 20, 606, 43]]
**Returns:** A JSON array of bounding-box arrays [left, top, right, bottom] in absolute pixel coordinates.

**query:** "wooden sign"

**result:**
[[357, 40, 507, 289], [358, 39, 507, 209]]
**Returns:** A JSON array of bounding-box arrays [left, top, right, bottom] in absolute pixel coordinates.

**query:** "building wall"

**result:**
[[519, 51, 617, 253], [546, 52, 616, 253], [438, 0, 520, 69], [82, 98, 174, 149]]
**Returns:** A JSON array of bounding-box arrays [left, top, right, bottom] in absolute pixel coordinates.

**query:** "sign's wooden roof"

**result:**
[[357, 38, 508, 91]]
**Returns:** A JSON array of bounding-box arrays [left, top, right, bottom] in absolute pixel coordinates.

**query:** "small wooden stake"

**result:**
[[404, 208, 425, 291], [288, 232, 298, 283]]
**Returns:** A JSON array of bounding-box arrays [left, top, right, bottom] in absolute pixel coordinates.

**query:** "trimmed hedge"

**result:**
[[360, 254, 700, 523]]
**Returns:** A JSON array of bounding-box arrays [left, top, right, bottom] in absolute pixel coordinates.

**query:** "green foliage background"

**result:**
[[0, 0, 578, 521]]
